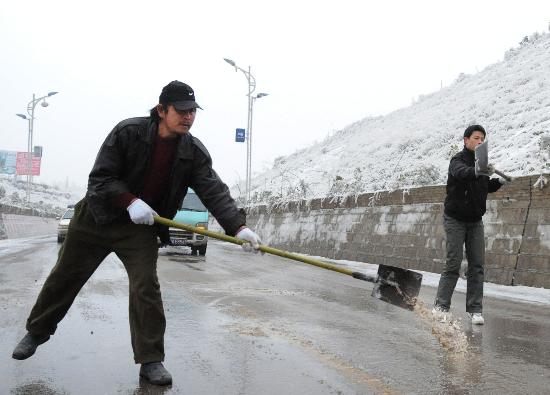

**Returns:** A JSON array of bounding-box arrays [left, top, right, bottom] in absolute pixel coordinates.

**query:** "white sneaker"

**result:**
[[469, 313, 485, 325]]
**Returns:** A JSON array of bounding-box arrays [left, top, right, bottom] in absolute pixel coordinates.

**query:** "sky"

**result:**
[[1, 0, 550, 192]]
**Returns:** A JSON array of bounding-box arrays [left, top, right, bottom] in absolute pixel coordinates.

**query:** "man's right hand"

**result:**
[[475, 161, 495, 177], [236, 227, 263, 253], [127, 199, 157, 225]]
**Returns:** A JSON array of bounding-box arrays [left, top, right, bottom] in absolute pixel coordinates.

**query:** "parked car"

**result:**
[[169, 189, 209, 255], [57, 207, 74, 243]]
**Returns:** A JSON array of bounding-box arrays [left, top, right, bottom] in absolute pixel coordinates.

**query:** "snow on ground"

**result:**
[[320, 256, 550, 306], [235, 30, 550, 207], [217, 241, 550, 305], [0, 235, 56, 256]]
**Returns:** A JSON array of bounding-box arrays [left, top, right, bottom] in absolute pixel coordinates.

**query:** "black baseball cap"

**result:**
[[159, 81, 202, 110]]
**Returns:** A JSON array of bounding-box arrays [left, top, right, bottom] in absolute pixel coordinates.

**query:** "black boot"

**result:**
[[12, 332, 50, 360], [140, 362, 172, 385]]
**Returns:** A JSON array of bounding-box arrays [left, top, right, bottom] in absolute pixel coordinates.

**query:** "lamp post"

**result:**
[[224, 58, 268, 205], [247, 92, 268, 203], [16, 91, 58, 203]]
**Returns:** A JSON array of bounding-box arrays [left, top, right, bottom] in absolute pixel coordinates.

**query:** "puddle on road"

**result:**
[[223, 321, 398, 395], [413, 300, 469, 354], [11, 379, 69, 395]]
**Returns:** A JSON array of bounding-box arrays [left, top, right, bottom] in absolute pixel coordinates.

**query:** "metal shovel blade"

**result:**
[[371, 264, 423, 310], [474, 139, 513, 181], [475, 140, 490, 176]]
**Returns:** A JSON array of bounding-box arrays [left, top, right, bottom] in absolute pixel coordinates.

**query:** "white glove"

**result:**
[[236, 227, 262, 253], [475, 162, 495, 177], [127, 199, 157, 225]]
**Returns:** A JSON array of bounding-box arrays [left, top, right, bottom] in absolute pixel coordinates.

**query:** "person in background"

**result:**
[[433, 124, 509, 325], [12, 81, 262, 386]]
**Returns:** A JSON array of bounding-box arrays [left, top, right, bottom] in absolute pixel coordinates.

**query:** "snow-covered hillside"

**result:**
[[0, 174, 83, 215], [240, 31, 550, 206]]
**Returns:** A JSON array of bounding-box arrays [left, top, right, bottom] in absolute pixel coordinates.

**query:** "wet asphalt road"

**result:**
[[1, 236, 549, 394]]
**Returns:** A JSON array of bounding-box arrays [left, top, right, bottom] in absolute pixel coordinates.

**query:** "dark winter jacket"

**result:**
[[444, 147, 502, 223], [85, 117, 245, 240]]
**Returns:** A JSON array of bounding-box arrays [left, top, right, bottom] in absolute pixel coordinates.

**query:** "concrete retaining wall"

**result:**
[[215, 175, 550, 288], [0, 214, 58, 239], [0, 203, 58, 239]]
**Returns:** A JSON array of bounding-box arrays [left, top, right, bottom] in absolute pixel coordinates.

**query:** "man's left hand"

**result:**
[[499, 176, 513, 185], [236, 227, 263, 253]]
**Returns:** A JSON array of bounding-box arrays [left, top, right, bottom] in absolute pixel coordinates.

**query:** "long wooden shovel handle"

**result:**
[[153, 215, 376, 283], [494, 169, 512, 182]]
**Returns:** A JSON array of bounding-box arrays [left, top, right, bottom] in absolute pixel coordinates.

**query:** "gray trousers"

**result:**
[[435, 214, 485, 313]]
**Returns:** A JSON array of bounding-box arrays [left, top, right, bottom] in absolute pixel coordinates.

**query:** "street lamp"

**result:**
[[248, 91, 268, 202], [224, 58, 268, 205], [15, 91, 58, 203]]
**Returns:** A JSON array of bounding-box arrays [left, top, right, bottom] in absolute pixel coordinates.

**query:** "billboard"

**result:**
[[16, 152, 41, 176], [0, 150, 17, 174]]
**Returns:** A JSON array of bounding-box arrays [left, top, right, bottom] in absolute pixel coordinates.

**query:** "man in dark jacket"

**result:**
[[433, 125, 508, 325], [11, 81, 262, 385]]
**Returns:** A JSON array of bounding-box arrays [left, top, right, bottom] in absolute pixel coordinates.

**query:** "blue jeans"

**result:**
[[435, 214, 485, 313]]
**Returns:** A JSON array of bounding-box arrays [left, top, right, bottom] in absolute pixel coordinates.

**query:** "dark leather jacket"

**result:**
[[444, 147, 502, 223], [85, 117, 245, 239]]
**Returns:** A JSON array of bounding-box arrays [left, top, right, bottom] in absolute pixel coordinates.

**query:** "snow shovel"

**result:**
[[154, 215, 423, 310], [475, 140, 512, 181]]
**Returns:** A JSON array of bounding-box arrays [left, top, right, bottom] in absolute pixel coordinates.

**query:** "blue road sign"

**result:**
[[235, 128, 245, 142]]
